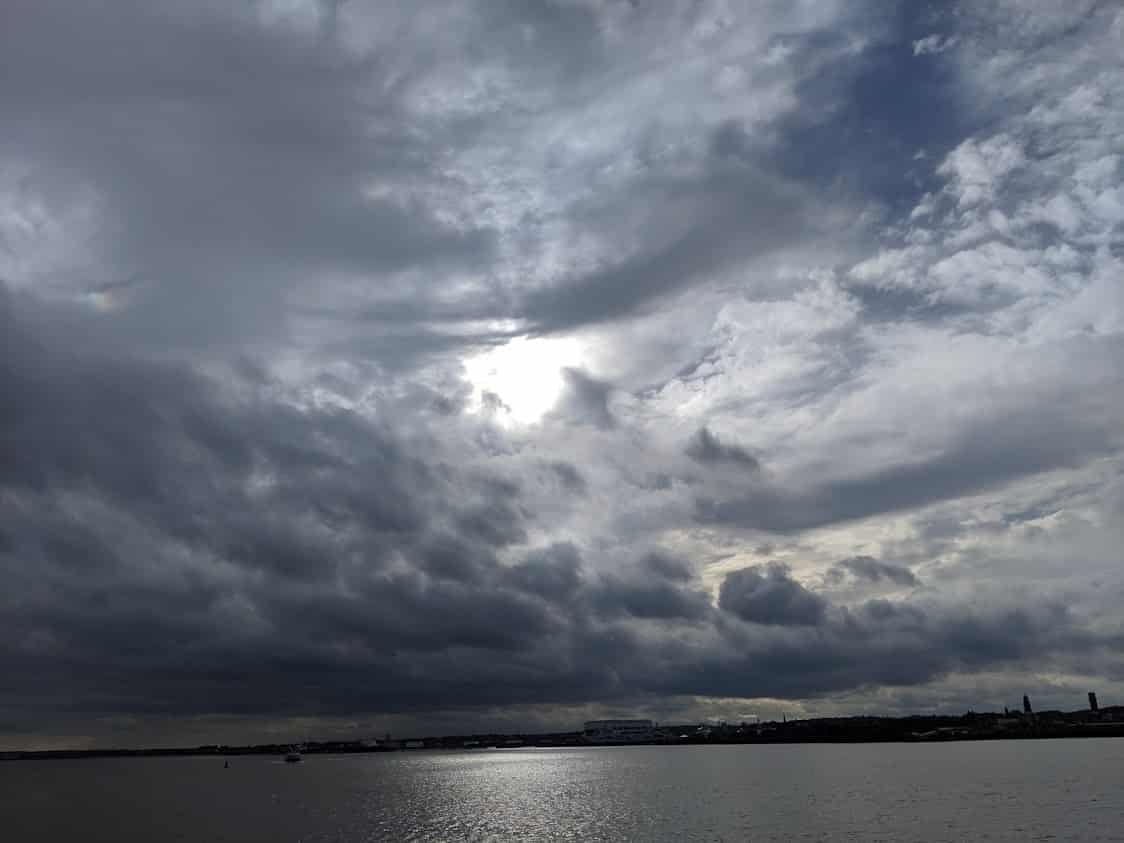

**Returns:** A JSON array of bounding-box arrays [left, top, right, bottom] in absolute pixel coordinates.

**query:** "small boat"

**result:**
[[284, 747, 302, 763]]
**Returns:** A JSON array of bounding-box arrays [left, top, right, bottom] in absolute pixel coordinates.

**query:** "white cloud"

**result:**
[[937, 135, 1025, 209], [912, 34, 958, 56]]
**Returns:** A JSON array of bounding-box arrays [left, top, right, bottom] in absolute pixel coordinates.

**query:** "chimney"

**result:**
[[1088, 692, 1099, 712]]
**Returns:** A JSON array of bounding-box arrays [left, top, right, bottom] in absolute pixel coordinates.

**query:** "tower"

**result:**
[[1023, 695, 1032, 715], [1088, 692, 1099, 712]]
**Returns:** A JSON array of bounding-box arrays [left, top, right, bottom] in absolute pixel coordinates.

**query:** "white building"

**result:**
[[583, 719, 655, 744]]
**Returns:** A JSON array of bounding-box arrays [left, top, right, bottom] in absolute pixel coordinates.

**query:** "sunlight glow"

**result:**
[[463, 336, 585, 425]]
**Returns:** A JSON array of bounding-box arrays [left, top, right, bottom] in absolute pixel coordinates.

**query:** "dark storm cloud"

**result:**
[[3, 0, 1124, 746], [638, 551, 693, 583], [414, 532, 496, 583], [588, 552, 712, 623], [685, 426, 760, 470], [0, 288, 546, 711], [666, 588, 1120, 703], [589, 578, 712, 622], [826, 556, 919, 587], [4, 295, 1118, 732], [717, 563, 827, 626], [507, 543, 584, 600], [0, 286, 1117, 726]]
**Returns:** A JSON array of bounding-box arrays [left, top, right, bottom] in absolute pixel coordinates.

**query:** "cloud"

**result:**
[[639, 551, 694, 583], [912, 35, 958, 57], [590, 576, 713, 623], [507, 543, 584, 601], [717, 563, 827, 626], [669, 594, 1113, 702], [3, 0, 1124, 745], [550, 368, 617, 430], [0, 0, 498, 355], [696, 387, 1122, 532], [685, 427, 760, 470], [518, 160, 837, 332], [826, 556, 919, 587], [547, 461, 588, 495]]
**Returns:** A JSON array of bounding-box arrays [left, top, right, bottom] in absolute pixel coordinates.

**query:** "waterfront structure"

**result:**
[[362, 733, 398, 750], [1089, 692, 1099, 712], [583, 719, 656, 744], [1023, 695, 1033, 715]]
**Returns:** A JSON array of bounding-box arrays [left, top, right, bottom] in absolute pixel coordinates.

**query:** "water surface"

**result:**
[[2, 740, 1121, 841]]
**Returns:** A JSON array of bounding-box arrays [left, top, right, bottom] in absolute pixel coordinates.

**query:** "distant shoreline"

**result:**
[[5, 707, 1123, 760], [4, 731, 1124, 763]]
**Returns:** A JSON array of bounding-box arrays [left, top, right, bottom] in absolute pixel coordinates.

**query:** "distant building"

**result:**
[[1023, 695, 1033, 715], [583, 719, 655, 744], [362, 733, 398, 749], [1089, 692, 1099, 711]]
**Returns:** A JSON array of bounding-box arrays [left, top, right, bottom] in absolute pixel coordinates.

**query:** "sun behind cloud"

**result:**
[[463, 335, 586, 426]]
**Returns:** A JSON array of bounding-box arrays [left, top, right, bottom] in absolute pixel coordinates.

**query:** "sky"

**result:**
[[1, 0, 1122, 750]]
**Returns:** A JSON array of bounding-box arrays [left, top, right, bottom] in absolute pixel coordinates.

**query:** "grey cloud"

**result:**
[[860, 598, 925, 623], [481, 391, 513, 415], [1, 0, 495, 353], [589, 577, 712, 622], [521, 163, 832, 333], [19, 304, 1058, 720], [639, 551, 693, 583], [718, 563, 827, 627], [0, 347, 1117, 726], [455, 495, 528, 549], [0, 289, 552, 707], [697, 388, 1122, 533], [588, 551, 711, 622], [0, 0, 854, 363], [507, 543, 584, 601], [686, 426, 760, 470], [548, 461, 588, 495], [550, 369, 616, 430], [826, 556, 919, 587], [415, 533, 496, 583], [3, 0, 1124, 745], [659, 596, 1104, 702]]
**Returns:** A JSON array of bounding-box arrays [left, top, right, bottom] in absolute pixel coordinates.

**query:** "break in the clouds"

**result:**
[[1, 0, 1123, 748]]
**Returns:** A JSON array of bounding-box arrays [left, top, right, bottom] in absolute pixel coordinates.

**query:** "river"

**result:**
[[2, 739, 1122, 841]]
